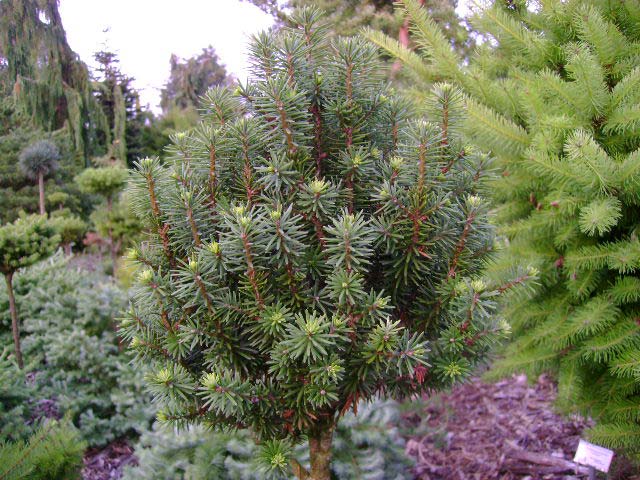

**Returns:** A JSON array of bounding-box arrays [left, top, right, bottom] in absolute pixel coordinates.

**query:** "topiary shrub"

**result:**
[[0, 214, 59, 368], [18, 140, 60, 215]]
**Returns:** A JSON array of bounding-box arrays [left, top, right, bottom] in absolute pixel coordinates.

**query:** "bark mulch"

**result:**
[[403, 374, 632, 480], [82, 439, 136, 480]]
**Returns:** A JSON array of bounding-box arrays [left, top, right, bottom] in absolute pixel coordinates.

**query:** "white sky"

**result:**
[[58, 0, 274, 112], [58, 1, 473, 114]]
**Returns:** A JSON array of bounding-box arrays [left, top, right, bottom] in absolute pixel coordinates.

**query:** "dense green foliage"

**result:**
[[0, 214, 58, 275], [124, 399, 411, 480], [18, 139, 60, 181], [0, 348, 34, 440], [0, 0, 102, 162], [0, 254, 154, 446], [49, 213, 87, 254], [123, 8, 531, 477], [369, 0, 640, 454], [0, 418, 86, 480], [75, 166, 128, 201]]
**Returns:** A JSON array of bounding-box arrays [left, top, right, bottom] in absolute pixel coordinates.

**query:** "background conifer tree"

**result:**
[[122, 9, 532, 478], [368, 0, 640, 453]]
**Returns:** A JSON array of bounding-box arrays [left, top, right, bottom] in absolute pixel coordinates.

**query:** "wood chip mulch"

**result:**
[[82, 439, 136, 480], [404, 374, 596, 480]]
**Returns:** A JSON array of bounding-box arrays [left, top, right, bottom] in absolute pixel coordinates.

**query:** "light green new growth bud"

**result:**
[[341, 282, 349, 288], [271, 452, 288, 469], [269, 311, 286, 326], [390, 156, 404, 170], [140, 157, 153, 169], [466, 195, 482, 207], [188, 259, 198, 272], [233, 86, 242, 96], [138, 268, 153, 285], [352, 155, 362, 167], [270, 209, 281, 220], [267, 164, 275, 173], [331, 315, 345, 328], [126, 247, 139, 261], [443, 361, 463, 378], [130, 336, 142, 348], [378, 187, 389, 199], [202, 372, 220, 390], [175, 132, 187, 140], [497, 318, 512, 335], [234, 205, 246, 215], [371, 147, 380, 158], [240, 216, 251, 227], [155, 367, 173, 384], [464, 145, 475, 155], [207, 241, 220, 255], [470, 279, 486, 292], [375, 297, 388, 308], [326, 363, 342, 378], [156, 410, 168, 423], [527, 265, 540, 277], [309, 179, 328, 194]]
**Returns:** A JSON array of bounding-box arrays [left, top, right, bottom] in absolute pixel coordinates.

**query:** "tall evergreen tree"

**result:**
[[368, 0, 640, 453], [122, 8, 532, 478], [0, 0, 107, 164], [160, 47, 232, 114]]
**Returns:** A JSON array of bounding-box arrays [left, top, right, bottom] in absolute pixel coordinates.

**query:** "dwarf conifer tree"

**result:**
[[122, 9, 532, 478], [0, 214, 59, 367], [75, 166, 128, 273], [18, 140, 60, 215], [368, 0, 640, 453]]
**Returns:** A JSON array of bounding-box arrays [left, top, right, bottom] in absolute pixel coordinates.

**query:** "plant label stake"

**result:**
[[573, 439, 613, 479]]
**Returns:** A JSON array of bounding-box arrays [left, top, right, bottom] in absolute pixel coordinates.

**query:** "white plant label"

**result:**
[[573, 439, 614, 472]]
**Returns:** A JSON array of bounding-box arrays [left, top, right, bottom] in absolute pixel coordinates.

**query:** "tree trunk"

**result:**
[[5, 273, 23, 369], [392, 0, 425, 74], [106, 195, 117, 276], [38, 172, 45, 215], [63, 242, 72, 256], [308, 422, 334, 480]]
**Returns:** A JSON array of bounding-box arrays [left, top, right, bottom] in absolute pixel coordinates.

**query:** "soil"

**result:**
[[82, 439, 136, 480], [403, 374, 637, 480]]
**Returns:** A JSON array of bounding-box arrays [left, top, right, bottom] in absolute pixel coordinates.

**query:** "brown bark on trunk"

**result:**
[[5, 273, 23, 368], [392, 0, 425, 74], [106, 195, 117, 276], [308, 422, 334, 480], [38, 172, 45, 215], [63, 242, 72, 256]]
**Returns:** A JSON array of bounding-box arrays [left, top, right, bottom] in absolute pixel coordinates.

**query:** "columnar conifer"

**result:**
[[122, 9, 532, 477]]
